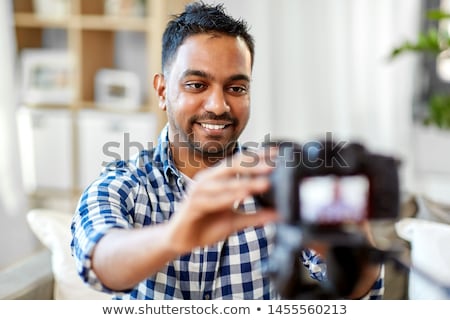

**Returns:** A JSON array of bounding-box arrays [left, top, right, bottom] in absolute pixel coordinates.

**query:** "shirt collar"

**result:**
[[153, 124, 178, 181]]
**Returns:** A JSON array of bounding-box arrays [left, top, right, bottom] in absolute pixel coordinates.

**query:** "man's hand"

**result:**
[[167, 151, 279, 255]]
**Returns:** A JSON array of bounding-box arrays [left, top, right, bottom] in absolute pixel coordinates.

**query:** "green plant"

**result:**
[[426, 94, 450, 128], [390, 9, 450, 129]]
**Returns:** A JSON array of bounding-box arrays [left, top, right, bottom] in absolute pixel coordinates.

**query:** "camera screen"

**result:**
[[299, 175, 369, 224]]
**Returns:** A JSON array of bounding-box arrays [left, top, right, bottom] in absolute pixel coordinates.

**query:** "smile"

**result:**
[[200, 123, 228, 130]]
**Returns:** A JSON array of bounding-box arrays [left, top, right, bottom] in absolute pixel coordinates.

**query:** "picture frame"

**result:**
[[20, 49, 75, 105], [94, 68, 141, 111]]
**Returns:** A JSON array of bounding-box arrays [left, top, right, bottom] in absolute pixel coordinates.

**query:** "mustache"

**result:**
[[190, 112, 237, 125]]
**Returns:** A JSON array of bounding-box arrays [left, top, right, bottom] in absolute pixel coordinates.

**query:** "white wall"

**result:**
[[208, 0, 422, 193]]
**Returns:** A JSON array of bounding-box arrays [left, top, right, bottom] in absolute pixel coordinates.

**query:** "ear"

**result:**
[[153, 73, 167, 111]]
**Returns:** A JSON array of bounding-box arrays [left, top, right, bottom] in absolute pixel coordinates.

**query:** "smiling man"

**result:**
[[155, 31, 252, 176], [71, 1, 384, 300]]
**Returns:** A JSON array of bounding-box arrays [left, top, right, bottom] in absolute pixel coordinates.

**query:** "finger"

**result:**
[[189, 175, 271, 212], [229, 208, 279, 232], [200, 150, 274, 180], [198, 174, 270, 197]]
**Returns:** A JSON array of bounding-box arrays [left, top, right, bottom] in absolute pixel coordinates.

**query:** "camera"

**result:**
[[257, 140, 400, 226], [256, 139, 401, 299]]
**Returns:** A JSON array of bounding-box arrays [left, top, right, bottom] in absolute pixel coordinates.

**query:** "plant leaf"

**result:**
[[427, 9, 450, 20]]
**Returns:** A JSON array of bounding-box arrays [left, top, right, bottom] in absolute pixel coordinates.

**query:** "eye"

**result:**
[[227, 85, 248, 95], [185, 82, 207, 91]]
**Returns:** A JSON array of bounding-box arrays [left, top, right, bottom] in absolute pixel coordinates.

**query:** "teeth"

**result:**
[[201, 123, 226, 130]]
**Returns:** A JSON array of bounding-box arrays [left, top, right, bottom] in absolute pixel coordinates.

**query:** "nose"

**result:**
[[204, 87, 230, 115]]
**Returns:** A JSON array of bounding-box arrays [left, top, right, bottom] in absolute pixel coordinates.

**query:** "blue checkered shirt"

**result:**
[[71, 125, 384, 299]]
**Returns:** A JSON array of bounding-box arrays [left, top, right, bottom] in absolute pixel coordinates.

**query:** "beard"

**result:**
[[169, 111, 241, 159]]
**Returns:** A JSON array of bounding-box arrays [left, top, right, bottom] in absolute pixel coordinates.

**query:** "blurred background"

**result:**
[[1, 0, 449, 277]]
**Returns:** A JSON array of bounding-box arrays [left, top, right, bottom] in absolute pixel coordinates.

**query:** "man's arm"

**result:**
[[347, 261, 383, 299], [347, 220, 384, 299], [303, 220, 384, 299], [90, 152, 278, 291], [92, 224, 180, 291]]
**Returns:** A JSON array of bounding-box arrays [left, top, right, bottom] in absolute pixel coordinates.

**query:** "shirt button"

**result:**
[[204, 294, 210, 300]]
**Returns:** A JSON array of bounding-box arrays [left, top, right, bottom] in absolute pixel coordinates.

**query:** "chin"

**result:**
[[199, 142, 237, 157]]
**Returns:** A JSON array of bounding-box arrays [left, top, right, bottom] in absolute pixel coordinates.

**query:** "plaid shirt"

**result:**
[[71, 125, 384, 300]]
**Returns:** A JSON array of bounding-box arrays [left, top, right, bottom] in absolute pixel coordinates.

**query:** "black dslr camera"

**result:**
[[256, 139, 401, 299]]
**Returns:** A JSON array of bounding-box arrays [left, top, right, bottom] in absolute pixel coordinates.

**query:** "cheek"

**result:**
[[235, 101, 250, 124], [167, 92, 199, 120]]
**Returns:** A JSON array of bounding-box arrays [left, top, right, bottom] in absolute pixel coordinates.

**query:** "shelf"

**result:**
[[77, 15, 149, 31], [20, 103, 73, 110], [13, 0, 188, 206], [81, 101, 152, 113], [14, 13, 69, 28], [19, 102, 151, 113], [27, 188, 80, 199], [14, 13, 150, 31]]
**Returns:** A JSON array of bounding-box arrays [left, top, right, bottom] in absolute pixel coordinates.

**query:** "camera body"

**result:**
[[258, 140, 400, 227], [257, 140, 401, 299]]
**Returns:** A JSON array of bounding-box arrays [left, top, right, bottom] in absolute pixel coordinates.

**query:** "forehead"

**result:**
[[168, 33, 252, 77]]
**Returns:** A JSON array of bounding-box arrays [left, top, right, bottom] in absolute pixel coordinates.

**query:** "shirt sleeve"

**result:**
[[70, 161, 141, 293]]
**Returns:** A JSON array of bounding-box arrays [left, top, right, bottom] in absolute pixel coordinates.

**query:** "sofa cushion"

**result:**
[[396, 217, 450, 299], [27, 209, 112, 300], [0, 249, 53, 299]]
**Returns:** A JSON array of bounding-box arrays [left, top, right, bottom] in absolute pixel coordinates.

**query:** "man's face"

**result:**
[[162, 33, 252, 157]]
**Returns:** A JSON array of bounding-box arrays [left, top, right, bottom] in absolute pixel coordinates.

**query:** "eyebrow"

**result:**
[[181, 69, 251, 83]]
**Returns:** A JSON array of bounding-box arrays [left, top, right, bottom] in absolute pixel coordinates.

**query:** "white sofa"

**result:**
[[0, 209, 111, 300], [0, 248, 53, 299]]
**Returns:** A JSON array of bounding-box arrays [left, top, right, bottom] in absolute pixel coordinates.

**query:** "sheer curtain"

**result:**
[[214, 0, 422, 192], [0, 1, 37, 269]]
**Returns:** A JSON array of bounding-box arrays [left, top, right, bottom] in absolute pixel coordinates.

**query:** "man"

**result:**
[[71, 1, 383, 299]]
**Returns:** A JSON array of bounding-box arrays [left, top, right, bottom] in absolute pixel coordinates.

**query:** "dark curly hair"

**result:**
[[161, 1, 255, 74]]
